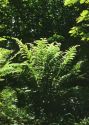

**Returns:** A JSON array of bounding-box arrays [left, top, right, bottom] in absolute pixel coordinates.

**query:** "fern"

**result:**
[[0, 63, 24, 77], [0, 37, 86, 125], [0, 38, 84, 90], [0, 37, 84, 88], [62, 45, 78, 65], [0, 48, 12, 66]]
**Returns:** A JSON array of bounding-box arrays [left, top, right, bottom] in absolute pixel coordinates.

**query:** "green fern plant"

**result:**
[[0, 37, 85, 124], [0, 37, 84, 86]]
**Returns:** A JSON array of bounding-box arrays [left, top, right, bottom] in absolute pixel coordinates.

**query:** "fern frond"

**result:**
[[0, 62, 23, 77], [62, 45, 79, 65], [0, 37, 6, 42], [0, 48, 12, 67], [11, 37, 31, 60], [71, 60, 84, 75]]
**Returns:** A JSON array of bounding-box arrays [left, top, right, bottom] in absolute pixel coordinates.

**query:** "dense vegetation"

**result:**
[[0, 0, 89, 125]]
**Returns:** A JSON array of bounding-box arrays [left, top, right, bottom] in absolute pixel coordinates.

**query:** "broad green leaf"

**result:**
[[64, 0, 88, 5], [64, 0, 79, 6], [76, 10, 89, 23], [80, 0, 86, 3]]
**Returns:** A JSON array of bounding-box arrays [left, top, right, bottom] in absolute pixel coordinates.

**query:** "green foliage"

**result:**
[[64, 0, 89, 6], [0, 48, 12, 64], [0, 0, 89, 124], [76, 10, 89, 23], [48, 34, 65, 43], [0, 37, 83, 83], [0, 0, 78, 42], [64, 0, 79, 6], [0, 0, 9, 7], [65, 0, 89, 41], [0, 87, 30, 125], [75, 117, 89, 125], [0, 37, 86, 124]]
